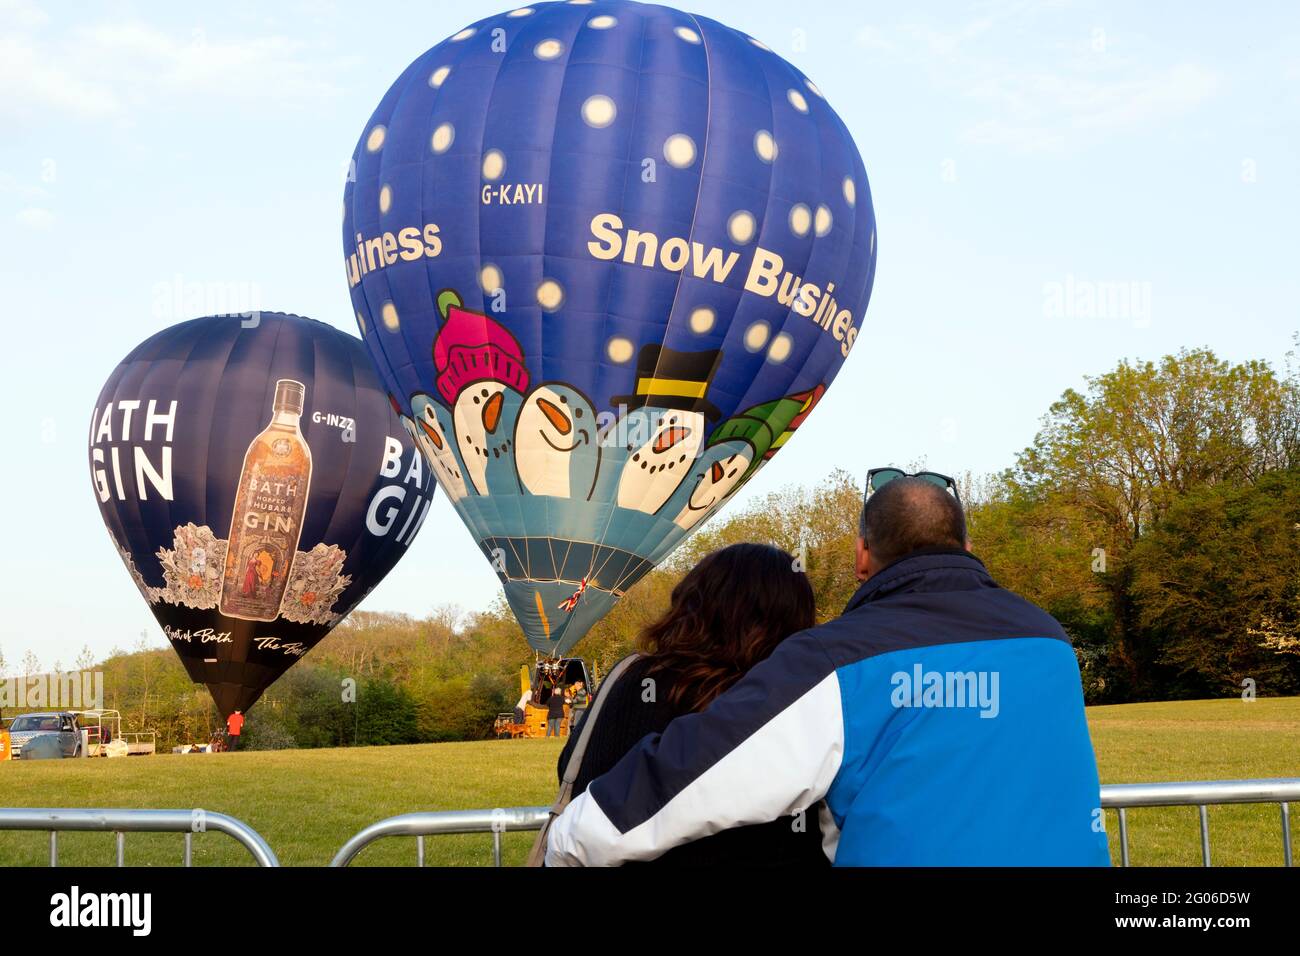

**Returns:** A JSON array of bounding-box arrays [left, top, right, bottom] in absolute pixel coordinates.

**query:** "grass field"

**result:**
[[1, 697, 1296, 867]]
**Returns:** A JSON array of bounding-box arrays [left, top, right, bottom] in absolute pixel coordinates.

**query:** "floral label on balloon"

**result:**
[[155, 523, 225, 609], [151, 525, 350, 625], [280, 543, 352, 626]]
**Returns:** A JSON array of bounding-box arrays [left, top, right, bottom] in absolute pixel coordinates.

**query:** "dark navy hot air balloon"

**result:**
[[344, 1, 876, 657], [90, 314, 436, 717]]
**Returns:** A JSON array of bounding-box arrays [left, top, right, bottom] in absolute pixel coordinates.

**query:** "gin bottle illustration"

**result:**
[[219, 379, 313, 621]]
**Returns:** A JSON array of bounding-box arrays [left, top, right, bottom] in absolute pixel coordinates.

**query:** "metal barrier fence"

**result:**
[[331, 806, 549, 867], [4, 778, 1295, 867], [0, 808, 280, 867], [331, 778, 1300, 867], [1101, 778, 1297, 867]]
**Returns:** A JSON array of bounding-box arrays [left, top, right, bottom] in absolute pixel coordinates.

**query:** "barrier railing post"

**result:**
[[1197, 806, 1211, 866], [1282, 803, 1292, 867]]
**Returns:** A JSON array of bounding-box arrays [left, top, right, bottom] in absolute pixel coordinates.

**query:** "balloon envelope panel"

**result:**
[[344, 1, 876, 655], [90, 313, 436, 716]]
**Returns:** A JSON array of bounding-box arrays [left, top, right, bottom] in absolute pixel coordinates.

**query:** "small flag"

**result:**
[[558, 577, 589, 613]]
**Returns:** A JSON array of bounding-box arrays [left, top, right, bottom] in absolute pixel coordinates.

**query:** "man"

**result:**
[[514, 689, 532, 726], [545, 684, 569, 738], [546, 470, 1110, 866], [225, 709, 244, 752]]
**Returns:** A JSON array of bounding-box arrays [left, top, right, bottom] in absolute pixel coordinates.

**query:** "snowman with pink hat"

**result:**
[[429, 290, 530, 498]]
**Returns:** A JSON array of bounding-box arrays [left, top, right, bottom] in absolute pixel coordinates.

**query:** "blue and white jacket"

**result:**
[[546, 550, 1111, 866]]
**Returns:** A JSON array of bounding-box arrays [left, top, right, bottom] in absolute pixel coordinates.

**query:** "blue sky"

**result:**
[[1, 0, 1296, 670]]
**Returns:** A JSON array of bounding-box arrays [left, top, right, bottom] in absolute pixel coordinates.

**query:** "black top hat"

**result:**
[[611, 344, 723, 421]]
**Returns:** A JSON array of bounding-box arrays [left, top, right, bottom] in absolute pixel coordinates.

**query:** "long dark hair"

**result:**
[[639, 543, 816, 712]]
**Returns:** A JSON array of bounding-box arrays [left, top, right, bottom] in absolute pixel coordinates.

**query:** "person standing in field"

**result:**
[[546, 685, 569, 738], [226, 710, 245, 751]]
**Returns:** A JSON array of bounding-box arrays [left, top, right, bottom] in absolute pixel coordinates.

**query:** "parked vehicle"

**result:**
[[2, 710, 156, 760], [73, 709, 156, 757], [7, 712, 83, 759]]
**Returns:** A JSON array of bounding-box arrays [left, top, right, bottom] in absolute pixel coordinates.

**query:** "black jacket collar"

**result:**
[[843, 549, 991, 613]]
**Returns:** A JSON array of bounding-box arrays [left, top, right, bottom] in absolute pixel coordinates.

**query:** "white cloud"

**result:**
[[0, 0, 48, 29], [854, 7, 1221, 152], [0, 35, 121, 118], [0, 170, 52, 203], [15, 207, 55, 230], [959, 61, 1220, 150], [854, 25, 895, 56], [0, 7, 343, 122]]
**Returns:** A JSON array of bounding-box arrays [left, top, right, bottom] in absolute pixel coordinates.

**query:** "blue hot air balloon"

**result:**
[[90, 314, 436, 716], [343, 1, 876, 657]]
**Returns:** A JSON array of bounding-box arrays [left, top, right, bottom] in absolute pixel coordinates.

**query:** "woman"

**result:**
[[557, 542, 827, 866]]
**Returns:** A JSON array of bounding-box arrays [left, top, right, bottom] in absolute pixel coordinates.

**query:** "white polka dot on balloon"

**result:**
[[663, 134, 696, 169], [581, 94, 617, 128], [727, 210, 756, 245], [674, 25, 701, 43], [788, 89, 809, 113], [689, 307, 715, 334], [749, 37, 771, 51], [806, 79, 824, 98], [429, 66, 451, 88], [450, 27, 475, 42], [381, 302, 400, 332], [843, 176, 856, 206], [379, 184, 392, 214], [366, 126, 386, 152], [753, 130, 777, 163], [480, 264, 503, 293], [814, 204, 833, 236], [588, 14, 617, 29], [430, 123, 455, 153], [482, 149, 505, 180], [356, 310, 367, 334], [789, 203, 811, 237], [537, 279, 565, 311], [768, 332, 793, 363], [534, 39, 564, 60], [607, 336, 634, 363], [744, 322, 770, 352], [508, 7, 534, 16]]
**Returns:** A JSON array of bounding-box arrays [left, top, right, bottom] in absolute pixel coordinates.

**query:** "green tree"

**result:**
[[1009, 348, 1298, 697], [1129, 470, 1300, 697]]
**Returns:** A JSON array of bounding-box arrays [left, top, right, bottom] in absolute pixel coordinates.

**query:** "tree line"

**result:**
[[7, 345, 1298, 748]]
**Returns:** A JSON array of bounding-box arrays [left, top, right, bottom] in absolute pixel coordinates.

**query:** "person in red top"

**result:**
[[225, 710, 245, 751]]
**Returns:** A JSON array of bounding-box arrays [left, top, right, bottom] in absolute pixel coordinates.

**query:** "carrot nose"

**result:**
[[653, 426, 688, 453], [650, 429, 691, 455], [537, 398, 571, 435], [711, 461, 724, 483], [419, 419, 444, 450], [482, 392, 503, 432]]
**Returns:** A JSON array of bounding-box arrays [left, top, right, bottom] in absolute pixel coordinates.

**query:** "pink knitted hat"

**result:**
[[432, 294, 529, 403]]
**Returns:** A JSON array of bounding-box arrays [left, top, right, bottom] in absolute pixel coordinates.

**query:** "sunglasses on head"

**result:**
[[865, 467, 960, 503]]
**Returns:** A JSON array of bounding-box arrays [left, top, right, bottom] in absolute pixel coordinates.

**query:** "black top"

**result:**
[[557, 656, 829, 868], [546, 689, 568, 718]]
